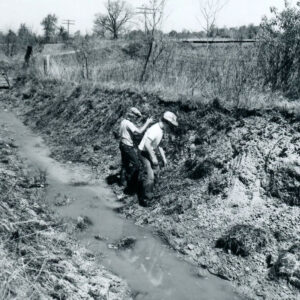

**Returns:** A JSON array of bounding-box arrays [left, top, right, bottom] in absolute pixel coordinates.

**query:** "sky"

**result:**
[[0, 0, 298, 34]]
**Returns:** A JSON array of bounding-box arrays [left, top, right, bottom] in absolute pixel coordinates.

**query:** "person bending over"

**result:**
[[138, 111, 178, 206]]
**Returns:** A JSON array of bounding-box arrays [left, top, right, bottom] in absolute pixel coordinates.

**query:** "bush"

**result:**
[[122, 42, 144, 58], [258, 2, 300, 98]]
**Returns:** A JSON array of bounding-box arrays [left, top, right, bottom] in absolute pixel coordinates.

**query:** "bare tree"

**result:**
[[94, 0, 133, 39], [138, 0, 166, 82], [197, 0, 228, 37]]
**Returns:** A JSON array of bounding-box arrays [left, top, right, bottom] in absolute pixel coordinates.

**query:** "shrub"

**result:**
[[258, 2, 300, 98], [121, 42, 144, 58]]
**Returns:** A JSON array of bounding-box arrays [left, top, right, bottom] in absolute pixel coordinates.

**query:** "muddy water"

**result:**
[[0, 109, 241, 300]]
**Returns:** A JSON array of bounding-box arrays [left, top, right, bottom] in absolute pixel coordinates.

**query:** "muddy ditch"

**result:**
[[2, 78, 300, 299], [0, 95, 242, 300]]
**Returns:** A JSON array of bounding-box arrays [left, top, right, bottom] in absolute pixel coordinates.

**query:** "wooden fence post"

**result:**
[[43, 55, 50, 75], [24, 46, 33, 65]]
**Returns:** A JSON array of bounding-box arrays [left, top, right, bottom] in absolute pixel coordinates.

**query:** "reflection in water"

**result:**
[[0, 111, 241, 300]]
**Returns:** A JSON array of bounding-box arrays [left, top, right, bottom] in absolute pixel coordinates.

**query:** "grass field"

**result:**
[[34, 40, 266, 107]]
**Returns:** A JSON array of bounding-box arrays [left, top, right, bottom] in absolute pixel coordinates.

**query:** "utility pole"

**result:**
[[62, 19, 75, 36], [136, 7, 156, 33], [136, 1, 165, 34], [136, 1, 166, 82]]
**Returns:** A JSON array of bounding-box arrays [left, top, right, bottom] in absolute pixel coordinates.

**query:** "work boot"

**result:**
[[138, 197, 148, 207], [143, 183, 154, 201], [137, 183, 154, 207], [124, 186, 135, 196]]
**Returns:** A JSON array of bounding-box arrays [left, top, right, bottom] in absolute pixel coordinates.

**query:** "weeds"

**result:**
[[34, 39, 262, 107]]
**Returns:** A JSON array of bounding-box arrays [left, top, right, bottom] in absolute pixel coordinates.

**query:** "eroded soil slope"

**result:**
[[3, 77, 300, 299], [0, 103, 131, 299]]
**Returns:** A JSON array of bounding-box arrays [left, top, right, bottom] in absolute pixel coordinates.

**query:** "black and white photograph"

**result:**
[[0, 0, 299, 299]]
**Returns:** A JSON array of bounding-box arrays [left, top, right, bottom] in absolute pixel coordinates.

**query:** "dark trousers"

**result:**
[[137, 151, 156, 206], [119, 142, 140, 194]]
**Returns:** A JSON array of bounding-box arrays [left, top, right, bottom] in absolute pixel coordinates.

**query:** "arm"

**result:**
[[158, 146, 167, 167], [144, 138, 158, 166], [135, 117, 153, 134]]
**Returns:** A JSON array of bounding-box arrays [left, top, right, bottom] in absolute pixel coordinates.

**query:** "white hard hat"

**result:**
[[128, 107, 142, 117], [163, 111, 178, 126]]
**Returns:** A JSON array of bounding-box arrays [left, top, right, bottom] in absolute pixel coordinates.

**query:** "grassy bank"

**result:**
[[3, 76, 300, 299]]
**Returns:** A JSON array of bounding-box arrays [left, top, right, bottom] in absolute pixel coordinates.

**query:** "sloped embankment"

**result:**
[[4, 77, 300, 299], [0, 105, 131, 299]]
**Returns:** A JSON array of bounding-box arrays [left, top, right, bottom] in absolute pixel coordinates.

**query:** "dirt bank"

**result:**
[[0, 103, 131, 299], [2, 77, 300, 299]]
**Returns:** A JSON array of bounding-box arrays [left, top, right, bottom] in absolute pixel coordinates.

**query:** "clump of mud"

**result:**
[[208, 175, 228, 195], [216, 224, 272, 257], [269, 164, 300, 206], [108, 237, 137, 250], [274, 243, 300, 288], [187, 158, 215, 180], [53, 193, 74, 206], [76, 215, 93, 231]]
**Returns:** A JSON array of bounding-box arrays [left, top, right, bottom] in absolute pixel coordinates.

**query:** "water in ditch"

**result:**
[[0, 109, 241, 300]]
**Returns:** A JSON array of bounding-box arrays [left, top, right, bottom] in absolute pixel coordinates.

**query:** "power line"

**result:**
[[136, 7, 156, 11], [62, 19, 75, 35]]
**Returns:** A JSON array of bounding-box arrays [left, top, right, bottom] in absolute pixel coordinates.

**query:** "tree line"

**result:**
[[1, 0, 300, 98], [0, 0, 260, 58]]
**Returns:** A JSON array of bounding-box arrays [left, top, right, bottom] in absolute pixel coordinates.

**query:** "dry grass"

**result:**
[[33, 40, 263, 106], [5, 38, 300, 114]]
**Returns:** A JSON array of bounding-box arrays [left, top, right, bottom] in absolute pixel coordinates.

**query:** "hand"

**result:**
[[152, 158, 159, 167], [153, 164, 160, 176], [147, 117, 154, 124]]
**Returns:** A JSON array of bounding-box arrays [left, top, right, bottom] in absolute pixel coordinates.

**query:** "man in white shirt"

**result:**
[[119, 107, 153, 194], [138, 111, 178, 206]]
